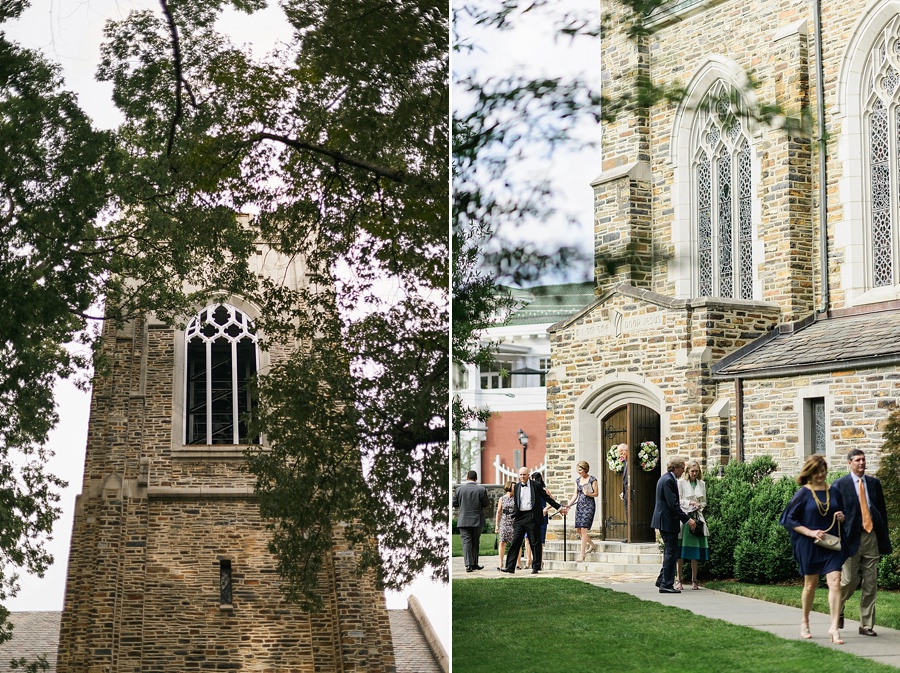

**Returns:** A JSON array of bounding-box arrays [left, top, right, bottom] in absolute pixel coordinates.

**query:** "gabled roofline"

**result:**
[[549, 283, 777, 333]]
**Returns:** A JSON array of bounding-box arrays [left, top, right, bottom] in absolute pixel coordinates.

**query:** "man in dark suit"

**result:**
[[836, 449, 892, 636], [650, 455, 695, 593], [500, 467, 565, 574], [453, 470, 489, 572]]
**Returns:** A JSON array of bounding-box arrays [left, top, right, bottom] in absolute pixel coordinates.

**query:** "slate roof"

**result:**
[[500, 282, 597, 327], [388, 609, 444, 673], [0, 612, 59, 673], [713, 304, 900, 378]]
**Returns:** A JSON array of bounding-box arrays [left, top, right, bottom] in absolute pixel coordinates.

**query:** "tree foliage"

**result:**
[[1, 0, 447, 612]]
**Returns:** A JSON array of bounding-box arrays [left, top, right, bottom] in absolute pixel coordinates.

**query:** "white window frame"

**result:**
[[838, 1, 900, 306], [670, 57, 761, 300], [184, 303, 259, 445], [796, 385, 833, 464]]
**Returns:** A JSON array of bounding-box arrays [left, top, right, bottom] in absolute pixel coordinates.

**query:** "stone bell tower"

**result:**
[[56, 245, 396, 672]]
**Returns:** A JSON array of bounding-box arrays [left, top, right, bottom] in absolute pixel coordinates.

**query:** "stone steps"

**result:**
[[539, 539, 662, 573]]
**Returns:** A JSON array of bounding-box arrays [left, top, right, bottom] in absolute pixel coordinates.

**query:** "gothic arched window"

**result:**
[[864, 20, 900, 288], [693, 82, 754, 300], [185, 304, 258, 445]]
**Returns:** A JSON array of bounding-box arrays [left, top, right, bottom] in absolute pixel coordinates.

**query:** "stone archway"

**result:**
[[573, 376, 667, 542]]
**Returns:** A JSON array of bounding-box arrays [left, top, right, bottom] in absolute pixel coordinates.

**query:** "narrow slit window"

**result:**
[[220, 560, 233, 606]]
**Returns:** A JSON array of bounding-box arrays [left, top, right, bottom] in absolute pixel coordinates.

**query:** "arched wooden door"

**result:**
[[600, 404, 661, 542]]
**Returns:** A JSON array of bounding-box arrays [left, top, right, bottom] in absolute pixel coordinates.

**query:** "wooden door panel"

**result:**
[[600, 407, 627, 540], [627, 404, 661, 543]]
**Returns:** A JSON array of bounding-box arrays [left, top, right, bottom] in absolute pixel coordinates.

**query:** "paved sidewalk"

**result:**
[[454, 555, 900, 668]]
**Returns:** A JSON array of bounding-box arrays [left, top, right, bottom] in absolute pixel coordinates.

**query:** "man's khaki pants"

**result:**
[[841, 530, 880, 629]]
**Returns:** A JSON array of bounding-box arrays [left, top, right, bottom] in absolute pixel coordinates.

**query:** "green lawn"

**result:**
[[706, 580, 900, 630], [451, 533, 497, 558], [453, 578, 897, 673]]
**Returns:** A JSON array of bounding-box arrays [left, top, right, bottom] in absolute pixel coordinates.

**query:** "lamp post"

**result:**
[[517, 428, 528, 471]]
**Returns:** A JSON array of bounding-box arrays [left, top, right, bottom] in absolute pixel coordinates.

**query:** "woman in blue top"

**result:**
[[780, 455, 847, 644]]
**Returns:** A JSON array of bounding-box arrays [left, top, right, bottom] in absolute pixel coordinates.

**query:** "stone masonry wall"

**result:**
[[713, 369, 900, 477], [58, 305, 395, 672], [545, 286, 780, 524], [598, 0, 874, 314]]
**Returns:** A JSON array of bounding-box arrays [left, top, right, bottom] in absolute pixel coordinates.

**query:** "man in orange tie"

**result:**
[[836, 449, 892, 636]]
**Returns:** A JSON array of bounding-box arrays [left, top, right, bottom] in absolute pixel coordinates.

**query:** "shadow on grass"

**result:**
[[453, 578, 897, 673]]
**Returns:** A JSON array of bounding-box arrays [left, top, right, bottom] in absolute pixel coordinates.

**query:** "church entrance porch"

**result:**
[[600, 404, 660, 543]]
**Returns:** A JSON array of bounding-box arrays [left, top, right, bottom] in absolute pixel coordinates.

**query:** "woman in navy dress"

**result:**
[[564, 461, 598, 562], [780, 454, 847, 644]]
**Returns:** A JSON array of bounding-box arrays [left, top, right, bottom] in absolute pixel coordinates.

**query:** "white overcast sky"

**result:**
[[453, 0, 601, 284]]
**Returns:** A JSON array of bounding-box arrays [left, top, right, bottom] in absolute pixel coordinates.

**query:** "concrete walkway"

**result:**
[[453, 555, 900, 668]]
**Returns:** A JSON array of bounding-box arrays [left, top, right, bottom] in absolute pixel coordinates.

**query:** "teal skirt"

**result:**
[[679, 525, 709, 561]]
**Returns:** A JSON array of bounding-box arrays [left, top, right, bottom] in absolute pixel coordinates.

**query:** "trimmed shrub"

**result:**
[[733, 476, 796, 583], [704, 456, 778, 579], [878, 551, 900, 590], [877, 406, 900, 554]]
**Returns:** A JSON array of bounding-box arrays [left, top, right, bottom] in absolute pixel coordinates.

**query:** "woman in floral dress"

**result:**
[[494, 480, 516, 570], [564, 461, 598, 562]]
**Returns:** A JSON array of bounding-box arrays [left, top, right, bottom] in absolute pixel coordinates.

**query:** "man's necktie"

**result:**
[[859, 478, 874, 534]]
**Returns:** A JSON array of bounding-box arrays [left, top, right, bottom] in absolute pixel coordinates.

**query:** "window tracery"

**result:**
[[864, 18, 900, 288], [692, 82, 755, 300], [185, 304, 258, 445]]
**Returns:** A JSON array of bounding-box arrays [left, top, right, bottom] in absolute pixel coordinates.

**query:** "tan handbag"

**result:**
[[813, 515, 841, 552]]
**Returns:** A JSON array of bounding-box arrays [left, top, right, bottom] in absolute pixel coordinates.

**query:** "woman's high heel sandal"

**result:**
[[691, 581, 699, 591], [800, 622, 811, 639], [829, 628, 844, 645], [586, 542, 597, 553], [674, 580, 683, 591], [575, 554, 585, 563]]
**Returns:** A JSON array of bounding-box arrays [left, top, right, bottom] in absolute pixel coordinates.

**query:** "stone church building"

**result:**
[[55, 244, 398, 671], [545, 0, 900, 544]]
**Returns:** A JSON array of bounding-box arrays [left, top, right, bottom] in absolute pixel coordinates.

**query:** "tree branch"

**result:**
[[249, 131, 433, 189]]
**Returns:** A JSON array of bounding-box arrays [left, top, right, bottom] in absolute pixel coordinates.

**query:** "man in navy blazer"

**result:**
[[650, 456, 695, 593], [836, 449, 892, 636], [500, 467, 565, 574]]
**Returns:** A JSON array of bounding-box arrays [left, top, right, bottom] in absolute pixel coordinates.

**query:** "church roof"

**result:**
[[0, 612, 59, 673], [499, 282, 597, 327], [713, 302, 900, 379]]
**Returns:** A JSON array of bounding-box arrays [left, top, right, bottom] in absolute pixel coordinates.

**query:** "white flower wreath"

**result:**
[[638, 440, 659, 472], [606, 443, 627, 473]]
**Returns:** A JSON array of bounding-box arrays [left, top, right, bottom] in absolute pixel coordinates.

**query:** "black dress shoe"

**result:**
[[838, 613, 844, 628], [474, 564, 484, 570], [659, 586, 681, 594], [465, 567, 473, 573], [531, 568, 539, 574], [498, 567, 514, 574], [859, 627, 878, 636]]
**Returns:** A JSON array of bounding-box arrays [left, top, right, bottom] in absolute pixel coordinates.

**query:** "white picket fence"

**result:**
[[492, 454, 546, 485]]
